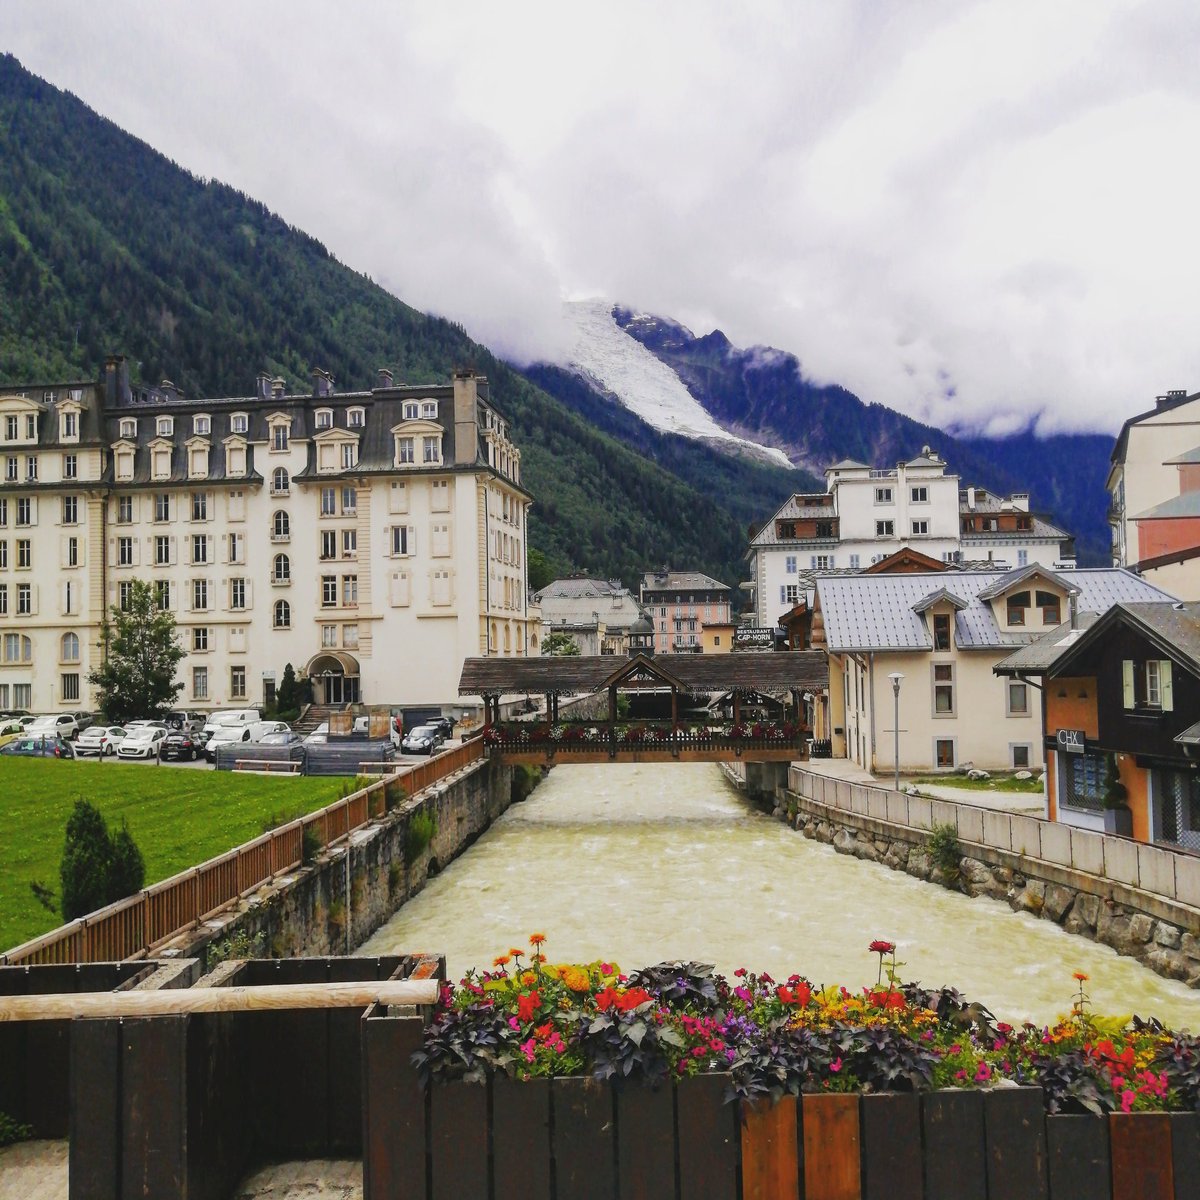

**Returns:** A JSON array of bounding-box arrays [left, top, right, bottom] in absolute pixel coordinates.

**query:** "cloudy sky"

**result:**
[[3, 1, 1198, 435]]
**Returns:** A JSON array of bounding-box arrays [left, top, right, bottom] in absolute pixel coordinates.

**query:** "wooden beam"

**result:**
[[0, 978, 440, 1022]]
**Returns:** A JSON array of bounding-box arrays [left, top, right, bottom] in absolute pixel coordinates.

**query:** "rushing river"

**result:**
[[359, 763, 1200, 1028]]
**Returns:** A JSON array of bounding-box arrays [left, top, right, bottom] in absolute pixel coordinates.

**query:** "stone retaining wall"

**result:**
[[784, 768, 1200, 988], [160, 758, 514, 965]]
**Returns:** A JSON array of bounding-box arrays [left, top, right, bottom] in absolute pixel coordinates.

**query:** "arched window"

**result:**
[[61, 632, 80, 662], [273, 599, 291, 629], [272, 467, 289, 495], [272, 510, 290, 539], [273, 553, 291, 583]]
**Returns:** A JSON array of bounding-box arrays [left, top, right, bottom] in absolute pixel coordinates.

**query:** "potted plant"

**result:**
[[1102, 751, 1133, 836]]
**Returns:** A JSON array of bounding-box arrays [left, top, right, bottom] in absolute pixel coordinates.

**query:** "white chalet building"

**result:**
[[748, 449, 1075, 628], [0, 357, 534, 715]]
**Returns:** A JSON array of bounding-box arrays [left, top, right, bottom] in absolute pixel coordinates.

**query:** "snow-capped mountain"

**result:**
[[562, 300, 793, 468]]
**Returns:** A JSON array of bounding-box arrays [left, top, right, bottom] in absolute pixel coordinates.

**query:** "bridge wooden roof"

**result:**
[[459, 652, 828, 697]]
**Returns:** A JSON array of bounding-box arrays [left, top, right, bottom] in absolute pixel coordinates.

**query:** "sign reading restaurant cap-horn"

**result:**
[[733, 625, 774, 651], [1056, 728, 1086, 754]]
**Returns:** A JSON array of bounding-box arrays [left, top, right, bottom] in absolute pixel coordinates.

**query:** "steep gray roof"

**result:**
[[1131, 492, 1200, 520], [912, 587, 968, 613], [1164, 445, 1200, 465], [975, 563, 1077, 601], [817, 569, 1174, 653], [640, 571, 730, 593], [536, 577, 627, 600], [826, 458, 868, 470], [992, 614, 1101, 675], [749, 493, 835, 547]]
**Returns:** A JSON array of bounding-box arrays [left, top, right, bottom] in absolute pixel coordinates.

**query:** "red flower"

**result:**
[[615, 987, 653, 1012], [517, 990, 542, 1022], [776, 982, 812, 1006], [596, 987, 620, 1012], [869, 940, 896, 955]]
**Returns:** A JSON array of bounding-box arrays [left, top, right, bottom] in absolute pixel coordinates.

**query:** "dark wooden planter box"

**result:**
[[358, 1007, 1200, 1200]]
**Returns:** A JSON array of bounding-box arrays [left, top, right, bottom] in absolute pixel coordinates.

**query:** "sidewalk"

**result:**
[[800, 757, 877, 784]]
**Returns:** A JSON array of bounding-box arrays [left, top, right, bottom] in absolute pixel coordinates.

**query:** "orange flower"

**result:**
[[493, 955, 511, 968], [529, 932, 547, 947], [508, 948, 525, 958], [1073, 972, 1089, 983]]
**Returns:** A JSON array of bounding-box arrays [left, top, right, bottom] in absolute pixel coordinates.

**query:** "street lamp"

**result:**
[[888, 672, 904, 791]]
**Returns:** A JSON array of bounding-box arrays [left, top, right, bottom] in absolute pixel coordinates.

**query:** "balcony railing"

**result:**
[[484, 720, 808, 756]]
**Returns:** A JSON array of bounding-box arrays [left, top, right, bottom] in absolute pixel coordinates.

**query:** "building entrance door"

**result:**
[[304, 652, 362, 706]]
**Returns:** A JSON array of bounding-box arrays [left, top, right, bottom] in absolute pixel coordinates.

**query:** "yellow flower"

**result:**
[[561, 966, 590, 992]]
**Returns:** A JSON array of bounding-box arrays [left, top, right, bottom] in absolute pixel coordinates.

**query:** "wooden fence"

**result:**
[[0, 740, 484, 967], [364, 1012, 1200, 1200]]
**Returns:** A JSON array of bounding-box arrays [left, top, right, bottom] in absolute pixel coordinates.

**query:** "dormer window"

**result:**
[[315, 408, 333, 430], [231, 413, 248, 434], [60, 410, 79, 441], [348, 407, 365, 428], [25, 415, 36, 439], [271, 420, 290, 451], [116, 450, 134, 481], [1006, 590, 1030, 626], [421, 400, 437, 419], [194, 415, 211, 435], [119, 418, 137, 439], [403, 402, 419, 420], [395, 436, 414, 466], [157, 417, 174, 437], [933, 613, 952, 651], [423, 435, 442, 464], [153, 449, 171, 480], [4, 416, 16, 441], [226, 445, 245, 477], [341, 442, 358, 469], [1036, 590, 1061, 624]]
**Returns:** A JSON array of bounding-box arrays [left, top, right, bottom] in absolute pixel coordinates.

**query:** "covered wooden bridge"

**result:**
[[459, 651, 828, 764]]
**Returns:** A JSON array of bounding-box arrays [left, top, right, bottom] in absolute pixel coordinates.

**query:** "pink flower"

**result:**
[[974, 1063, 992, 1083], [520, 1038, 537, 1064], [508, 1016, 520, 1030], [830, 1057, 843, 1073], [734, 986, 752, 1003], [1121, 1089, 1136, 1114]]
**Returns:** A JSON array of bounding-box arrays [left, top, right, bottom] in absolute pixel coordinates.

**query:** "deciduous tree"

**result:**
[[88, 579, 185, 722]]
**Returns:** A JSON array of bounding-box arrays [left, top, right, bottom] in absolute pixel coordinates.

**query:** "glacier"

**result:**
[[560, 300, 794, 469]]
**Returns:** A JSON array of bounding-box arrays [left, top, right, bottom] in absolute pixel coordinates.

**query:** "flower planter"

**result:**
[[1104, 806, 1134, 837]]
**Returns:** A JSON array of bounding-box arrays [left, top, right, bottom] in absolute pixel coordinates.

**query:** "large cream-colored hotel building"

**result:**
[[0, 357, 535, 715]]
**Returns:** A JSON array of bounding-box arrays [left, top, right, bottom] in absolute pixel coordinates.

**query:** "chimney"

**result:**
[[1011, 492, 1030, 512], [452, 367, 479, 466], [1157, 390, 1187, 409], [103, 355, 131, 406], [376, 367, 393, 389], [1068, 591, 1078, 629], [311, 367, 334, 398], [256, 371, 272, 400], [271, 377, 286, 400], [966, 487, 976, 510]]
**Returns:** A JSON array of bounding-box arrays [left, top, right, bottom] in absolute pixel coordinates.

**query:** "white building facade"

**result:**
[[0, 358, 534, 715], [748, 449, 1075, 628]]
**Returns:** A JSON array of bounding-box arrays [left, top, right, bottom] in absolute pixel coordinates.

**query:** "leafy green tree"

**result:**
[[277, 662, 298, 712], [542, 630, 581, 657], [527, 547, 555, 592], [60, 799, 145, 920], [88, 580, 185, 722]]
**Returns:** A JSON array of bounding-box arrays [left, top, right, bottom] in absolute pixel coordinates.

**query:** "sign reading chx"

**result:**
[[1056, 728, 1086, 754]]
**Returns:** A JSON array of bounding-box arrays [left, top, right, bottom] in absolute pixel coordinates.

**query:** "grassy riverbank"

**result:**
[[909, 773, 1043, 794], [0, 759, 341, 951]]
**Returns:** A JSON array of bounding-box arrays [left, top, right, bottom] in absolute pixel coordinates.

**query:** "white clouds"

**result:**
[[2, 0, 1198, 433]]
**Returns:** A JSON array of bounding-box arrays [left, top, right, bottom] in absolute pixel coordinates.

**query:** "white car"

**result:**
[[75, 725, 128, 757], [116, 724, 168, 759], [204, 724, 252, 762], [303, 721, 329, 746], [249, 720, 291, 743], [28, 714, 79, 740]]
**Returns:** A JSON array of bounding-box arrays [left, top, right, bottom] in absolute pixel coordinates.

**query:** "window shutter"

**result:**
[[60, 581, 69, 616], [1161, 661, 1174, 712], [407, 525, 416, 556], [245, 579, 254, 608], [28, 497, 37, 523], [1122, 660, 1134, 708], [170, 535, 177, 565], [206, 535, 215, 564], [30, 585, 38, 616], [131, 538, 140, 566], [60, 535, 69, 567]]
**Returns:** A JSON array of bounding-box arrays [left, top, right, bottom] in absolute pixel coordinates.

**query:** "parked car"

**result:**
[[75, 725, 128, 757], [256, 730, 303, 747], [28, 714, 80, 740], [204, 724, 252, 762], [71, 711, 94, 733], [303, 722, 329, 746], [401, 724, 446, 755], [0, 735, 76, 759], [164, 709, 205, 734], [428, 715, 456, 738], [201, 709, 261, 739], [350, 714, 402, 748], [0, 719, 27, 749], [249, 720, 291, 743], [17, 715, 38, 729], [160, 730, 203, 762], [116, 724, 168, 760]]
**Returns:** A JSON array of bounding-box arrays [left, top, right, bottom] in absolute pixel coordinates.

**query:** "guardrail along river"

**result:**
[[359, 763, 1199, 1027]]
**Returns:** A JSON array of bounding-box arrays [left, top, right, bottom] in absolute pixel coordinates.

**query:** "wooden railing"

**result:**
[[488, 722, 809, 757], [0, 740, 485, 966]]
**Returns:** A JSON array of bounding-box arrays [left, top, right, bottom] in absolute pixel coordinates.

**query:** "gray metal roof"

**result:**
[[976, 563, 1077, 601], [749, 494, 836, 547], [993, 614, 1101, 675], [1164, 445, 1200, 466], [1131, 492, 1200, 520], [816, 569, 1175, 653], [535, 577, 628, 600], [912, 587, 969, 613], [640, 571, 730, 593]]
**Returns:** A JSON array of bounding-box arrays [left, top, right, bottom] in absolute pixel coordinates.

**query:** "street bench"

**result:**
[[233, 759, 302, 774]]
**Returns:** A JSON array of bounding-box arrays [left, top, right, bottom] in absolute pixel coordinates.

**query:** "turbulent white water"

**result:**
[[559, 300, 794, 468], [359, 763, 1199, 1029]]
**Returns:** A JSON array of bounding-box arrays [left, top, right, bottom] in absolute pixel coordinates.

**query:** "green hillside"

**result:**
[[0, 54, 794, 588]]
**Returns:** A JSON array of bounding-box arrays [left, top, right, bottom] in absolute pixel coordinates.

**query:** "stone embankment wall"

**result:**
[[165, 759, 514, 964], [783, 767, 1200, 989]]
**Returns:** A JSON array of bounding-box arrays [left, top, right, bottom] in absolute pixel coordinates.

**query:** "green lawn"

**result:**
[[909, 773, 1044, 794], [0, 758, 342, 952]]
